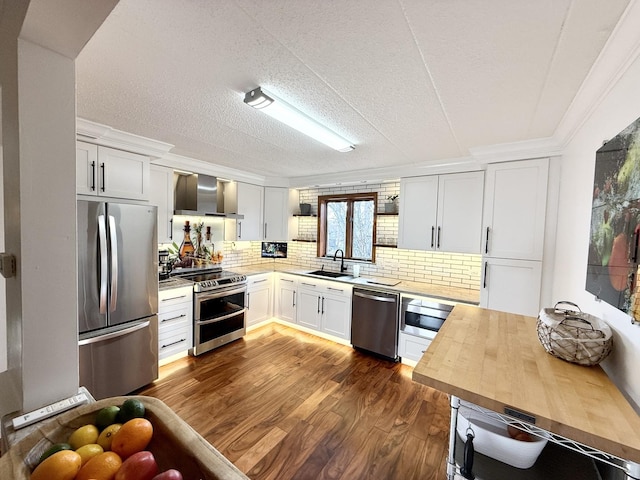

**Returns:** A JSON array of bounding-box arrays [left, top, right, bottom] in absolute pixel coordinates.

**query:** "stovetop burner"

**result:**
[[177, 269, 246, 292]]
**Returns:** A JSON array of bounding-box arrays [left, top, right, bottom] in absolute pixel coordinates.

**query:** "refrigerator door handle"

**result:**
[[78, 320, 150, 346], [108, 215, 118, 312], [98, 214, 108, 314]]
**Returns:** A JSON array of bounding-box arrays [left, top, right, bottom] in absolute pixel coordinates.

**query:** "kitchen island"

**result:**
[[412, 304, 640, 479]]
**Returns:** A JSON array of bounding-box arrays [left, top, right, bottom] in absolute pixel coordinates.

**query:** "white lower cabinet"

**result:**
[[276, 274, 298, 324], [246, 273, 273, 326], [296, 278, 352, 340], [398, 331, 432, 362], [480, 258, 542, 317], [158, 285, 193, 362], [320, 284, 351, 340], [297, 280, 323, 329]]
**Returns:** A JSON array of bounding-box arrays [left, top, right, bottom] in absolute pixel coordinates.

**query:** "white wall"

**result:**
[[554, 52, 640, 410]]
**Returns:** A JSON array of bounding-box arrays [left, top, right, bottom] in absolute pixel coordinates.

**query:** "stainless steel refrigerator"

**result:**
[[77, 199, 158, 400]]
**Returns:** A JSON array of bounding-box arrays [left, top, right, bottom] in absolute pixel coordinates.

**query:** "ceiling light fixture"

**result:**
[[243, 87, 355, 153]]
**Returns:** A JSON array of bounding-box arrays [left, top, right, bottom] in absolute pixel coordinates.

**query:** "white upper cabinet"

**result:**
[[77, 141, 150, 201], [224, 182, 264, 241], [263, 187, 289, 241], [149, 165, 174, 244], [482, 158, 549, 261], [398, 175, 438, 251], [398, 171, 484, 254], [480, 257, 542, 317]]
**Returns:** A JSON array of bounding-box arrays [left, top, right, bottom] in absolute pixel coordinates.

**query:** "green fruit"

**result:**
[[38, 442, 72, 464], [117, 398, 145, 423], [95, 405, 120, 431]]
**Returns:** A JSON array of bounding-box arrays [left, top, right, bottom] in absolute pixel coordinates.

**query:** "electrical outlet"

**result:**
[[0, 253, 16, 278]]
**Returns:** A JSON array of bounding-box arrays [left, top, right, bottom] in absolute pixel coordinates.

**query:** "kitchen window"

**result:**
[[318, 193, 377, 262]]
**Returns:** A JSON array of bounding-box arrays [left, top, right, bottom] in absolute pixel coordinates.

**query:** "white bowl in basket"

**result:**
[[457, 405, 548, 469]]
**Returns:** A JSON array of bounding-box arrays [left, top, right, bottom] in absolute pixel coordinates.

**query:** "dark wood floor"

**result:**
[[138, 322, 450, 479]]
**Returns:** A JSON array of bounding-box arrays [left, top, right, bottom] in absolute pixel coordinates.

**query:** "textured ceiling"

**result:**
[[75, 0, 631, 181]]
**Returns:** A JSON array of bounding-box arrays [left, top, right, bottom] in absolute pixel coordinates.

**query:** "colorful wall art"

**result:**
[[586, 115, 640, 320]]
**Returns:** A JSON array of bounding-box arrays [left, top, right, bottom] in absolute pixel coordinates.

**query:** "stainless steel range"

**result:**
[[174, 267, 247, 356]]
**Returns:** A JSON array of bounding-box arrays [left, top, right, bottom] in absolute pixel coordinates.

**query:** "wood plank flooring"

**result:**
[[138, 322, 450, 479]]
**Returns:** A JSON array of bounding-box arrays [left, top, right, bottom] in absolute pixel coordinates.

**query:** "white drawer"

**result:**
[[398, 331, 432, 362], [158, 303, 191, 331], [158, 285, 192, 307], [159, 329, 191, 359]]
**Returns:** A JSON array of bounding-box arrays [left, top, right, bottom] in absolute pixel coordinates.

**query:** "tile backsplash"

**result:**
[[220, 241, 481, 292]]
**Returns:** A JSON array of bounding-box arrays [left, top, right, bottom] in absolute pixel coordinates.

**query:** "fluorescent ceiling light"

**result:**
[[243, 87, 355, 153]]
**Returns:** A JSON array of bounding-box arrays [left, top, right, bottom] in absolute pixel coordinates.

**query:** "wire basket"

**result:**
[[536, 301, 613, 366]]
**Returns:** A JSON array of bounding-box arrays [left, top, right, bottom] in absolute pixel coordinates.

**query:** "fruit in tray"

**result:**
[[507, 424, 535, 442], [30, 398, 184, 480]]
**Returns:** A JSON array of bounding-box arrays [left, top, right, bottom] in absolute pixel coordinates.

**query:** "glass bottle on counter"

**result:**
[[179, 220, 195, 258]]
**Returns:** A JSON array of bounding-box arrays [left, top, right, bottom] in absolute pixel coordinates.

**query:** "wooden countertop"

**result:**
[[412, 304, 640, 464]]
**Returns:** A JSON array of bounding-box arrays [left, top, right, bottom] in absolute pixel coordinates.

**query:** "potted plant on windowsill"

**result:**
[[385, 194, 399, 213]]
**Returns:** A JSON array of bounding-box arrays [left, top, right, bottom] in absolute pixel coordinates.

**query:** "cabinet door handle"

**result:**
[[169, 218, 173, 240], [161, 314, 186, 322], [238, 222, 242, 239], [100, 162, 106, 192], [90, 161, 96, 191], [437, 226, 441, 249], [321, 297, 325, 314], [485, 227, 490, 254], [264, 222, 268, 239], [633, 230, 639, 263], [247, 292, 250, 309], [317, 296, 321, 314], [483, 261, 488, 289], [431, 226, 435, 248], [292, 291, 296, 307], [161, 338, 186, 349]]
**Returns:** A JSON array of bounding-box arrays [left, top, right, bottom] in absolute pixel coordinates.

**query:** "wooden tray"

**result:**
[[0, 395, 249, 480]]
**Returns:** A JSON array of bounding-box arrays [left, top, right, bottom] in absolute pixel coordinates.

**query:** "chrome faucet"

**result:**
[[333, 249, 347, 272]]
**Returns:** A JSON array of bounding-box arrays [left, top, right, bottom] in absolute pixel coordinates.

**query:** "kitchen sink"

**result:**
[[307, 269, 350, 278]]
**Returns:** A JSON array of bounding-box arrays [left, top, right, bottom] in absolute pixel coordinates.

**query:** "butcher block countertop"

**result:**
[[412, 304, 640, 464]]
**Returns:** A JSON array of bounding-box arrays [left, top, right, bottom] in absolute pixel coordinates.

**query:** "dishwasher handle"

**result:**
[[354, 291, 397, 303]]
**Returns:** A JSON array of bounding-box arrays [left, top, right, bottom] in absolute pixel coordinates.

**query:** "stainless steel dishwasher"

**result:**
[[351, 287, 400, 360]]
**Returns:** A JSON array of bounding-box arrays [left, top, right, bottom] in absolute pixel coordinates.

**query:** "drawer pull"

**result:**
[[327, 287, 343, 292], [253, 278, 268, 284], [161, 314, 186, 322], [161, 338, 186, 349], [161, 294, 188, 302], [281, 279, 293, 283], [301, 282, 317, 287]]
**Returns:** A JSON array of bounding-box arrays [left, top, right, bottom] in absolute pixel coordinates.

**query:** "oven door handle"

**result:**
[[196, 308, 247, 326], [195, 285, 247, 301]]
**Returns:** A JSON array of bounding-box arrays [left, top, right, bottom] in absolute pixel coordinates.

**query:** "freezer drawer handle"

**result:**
[[161, 338, 186, 349], [78, 320, 150, 346], [354, 291, 396, 303]]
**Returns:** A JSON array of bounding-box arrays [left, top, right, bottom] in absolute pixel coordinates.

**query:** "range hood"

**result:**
[[174, 173, 244, 219]]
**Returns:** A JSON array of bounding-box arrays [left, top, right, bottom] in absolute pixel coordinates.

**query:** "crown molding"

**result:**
[[152, 152, 267, 185], [76, 118, 174, 159], [469, 137, 563, 164], [554, 0, 640, 147]]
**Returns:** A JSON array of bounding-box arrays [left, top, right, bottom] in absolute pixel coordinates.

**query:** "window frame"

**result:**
[[317, 192, 377, 262]]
